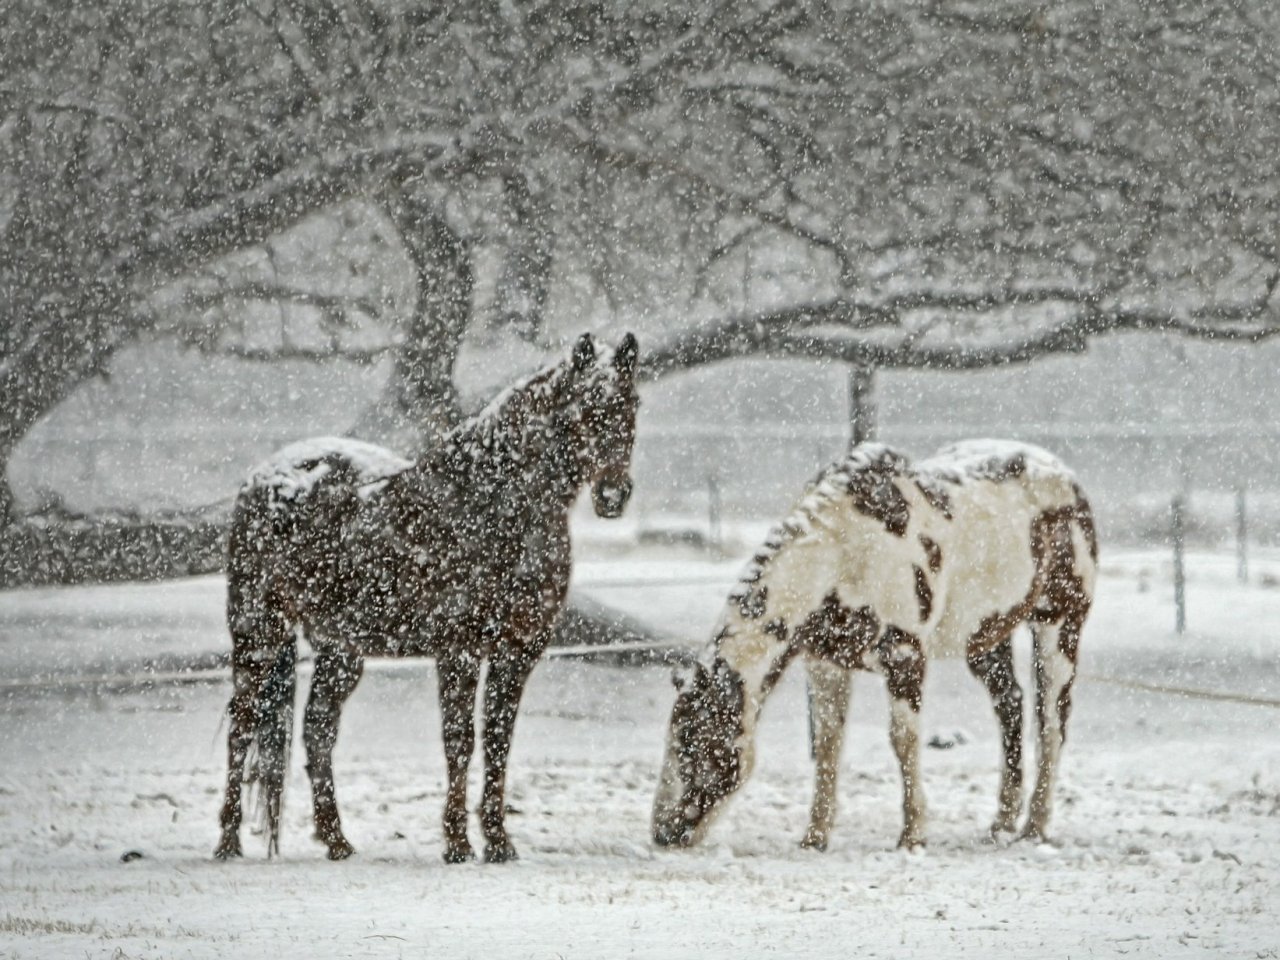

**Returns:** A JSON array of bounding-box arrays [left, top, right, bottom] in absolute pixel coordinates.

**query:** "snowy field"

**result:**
[[2, 538, 1279, 959]]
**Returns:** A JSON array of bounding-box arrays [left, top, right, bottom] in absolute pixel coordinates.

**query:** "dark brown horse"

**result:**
[[215, 332, 639, 863]]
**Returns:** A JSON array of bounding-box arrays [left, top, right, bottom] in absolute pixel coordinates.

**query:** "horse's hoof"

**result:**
[[986, 821, 1018, 844], [443, 844, 477, 865], [799, 833, 828, 853], [484, 842, 519, 864], [326, 840, 357, 861], [1018, 824, 1051, 845], [896, 833, 926, 852]]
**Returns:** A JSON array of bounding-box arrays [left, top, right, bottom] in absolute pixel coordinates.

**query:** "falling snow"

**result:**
[[4, 2, 1280, 958]]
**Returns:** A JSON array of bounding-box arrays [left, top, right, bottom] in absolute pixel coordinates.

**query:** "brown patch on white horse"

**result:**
[[919, 534, 943, 574], [652, 658, 747, 848], [793, 592, 881, 671], [654, 439, 1096, 854], [841, 447, 911, 536], [912, 565, 933, 622]]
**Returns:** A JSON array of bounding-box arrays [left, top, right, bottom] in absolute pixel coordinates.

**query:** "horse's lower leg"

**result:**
[[883, 632, 926, 849], [438, 652, 481, 864], [480, 641, 544, 863], [967, 637, 1024, 837], [801, 658, 852, 852], [1024, 618, 1081, 841], [303, 652, 364, 860], [215, 645, 278, 860]]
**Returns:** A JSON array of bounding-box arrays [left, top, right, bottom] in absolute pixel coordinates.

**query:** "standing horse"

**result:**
[[653, 440, 1096, 851], [215, 332, 639, 864]]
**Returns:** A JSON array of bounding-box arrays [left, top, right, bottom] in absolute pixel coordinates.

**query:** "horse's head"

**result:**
[[652, 657, 748, 848], [562, 331, 639, 519]]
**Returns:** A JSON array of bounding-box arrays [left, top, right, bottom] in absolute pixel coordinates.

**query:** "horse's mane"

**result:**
[[387, 360, 576, 497], [729, 443, 911, 601], [442, 366, 564, 469], [427, 341, 625, 480]]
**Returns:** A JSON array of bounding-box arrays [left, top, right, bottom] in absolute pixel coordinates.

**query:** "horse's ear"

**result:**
[[615, 332, 638, 376], [571, 333, 596, 372]]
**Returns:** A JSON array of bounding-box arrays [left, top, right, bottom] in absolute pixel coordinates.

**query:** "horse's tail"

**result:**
[[247, 640, 298, 858]]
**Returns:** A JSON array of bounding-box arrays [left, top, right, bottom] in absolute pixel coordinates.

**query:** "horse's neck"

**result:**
[[516, 416, 584, 511], [714, 620, 796, 739], [403, 410, 582, 518]]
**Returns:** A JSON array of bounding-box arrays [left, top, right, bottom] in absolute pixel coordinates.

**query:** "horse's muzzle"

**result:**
[[591, 475, 633, 518], [652, 821, 695, 849]]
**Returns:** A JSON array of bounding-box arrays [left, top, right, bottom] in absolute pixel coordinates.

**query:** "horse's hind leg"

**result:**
[[304, 651, 364, 860], [882, 629, 927, 849], [1024, 613, 1083, 842], [438, 650, 481, 864], [967, 636, 1024, 837], [215, 635, 287, 860], [480, 636, 546, 863], [801, 658, 852, 852]]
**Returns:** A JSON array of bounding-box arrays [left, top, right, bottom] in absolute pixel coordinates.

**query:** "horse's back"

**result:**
[[913, 439, 1096, 658], [226, 437, 412, 639], [243, 436, 412, 504]]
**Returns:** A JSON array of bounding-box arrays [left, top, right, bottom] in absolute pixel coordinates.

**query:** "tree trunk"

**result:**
[[492, 173, 554, 342], [0, 445, 15, 528], [0, 285, 136, 525], [352, 192, 473, 450]]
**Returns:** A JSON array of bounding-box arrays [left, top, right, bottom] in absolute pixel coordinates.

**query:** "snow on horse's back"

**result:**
[[654, 439, 1096, 852]]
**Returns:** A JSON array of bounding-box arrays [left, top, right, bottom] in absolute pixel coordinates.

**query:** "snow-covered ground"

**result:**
[[2, 536, 1279, 959]]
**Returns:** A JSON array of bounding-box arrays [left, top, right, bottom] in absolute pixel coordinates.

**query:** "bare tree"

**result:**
[[5, 0, 1280, 522]]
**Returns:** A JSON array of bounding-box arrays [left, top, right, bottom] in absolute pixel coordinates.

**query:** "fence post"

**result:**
[[707, 472, 722, 553], [1236, 487, 1248, 585], [1171, 494, 1186, 634], [849, 363, 876, 449]]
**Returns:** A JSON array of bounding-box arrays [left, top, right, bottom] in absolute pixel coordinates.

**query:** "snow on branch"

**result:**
[[640, 286, 1280, 379]]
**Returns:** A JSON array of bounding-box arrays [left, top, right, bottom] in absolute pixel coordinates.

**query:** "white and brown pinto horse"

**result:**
[[654, 440, 1097, 851]]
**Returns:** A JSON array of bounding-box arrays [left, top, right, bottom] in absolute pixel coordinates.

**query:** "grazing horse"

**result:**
[[215, 332, 639, 864], [653, 440, 1097, 851]]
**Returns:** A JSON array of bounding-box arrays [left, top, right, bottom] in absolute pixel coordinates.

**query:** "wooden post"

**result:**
[[1236, 487, 1248, 585], [707, 472, 722, 553], [1172, 494, 1186, 634], [848, 363, 876, 449]]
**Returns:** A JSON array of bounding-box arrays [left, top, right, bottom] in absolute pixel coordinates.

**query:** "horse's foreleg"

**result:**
[[1024, 617, 1082, 842], [438, 651, 481, 864], [967, 637, 1024, 837], [801, 658, 852, 852], [882, 631, 926, 849], [303, 651, 364, 860], [215, 641, 280, 860], [480, 639, 545, 863]]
